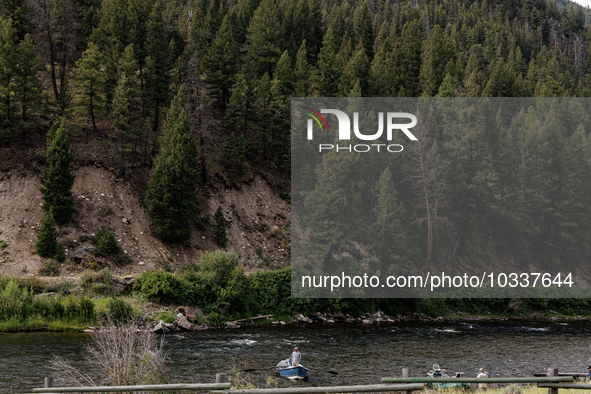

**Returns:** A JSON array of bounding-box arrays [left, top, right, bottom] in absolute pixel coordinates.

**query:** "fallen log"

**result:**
[[232, 314, 273, 323]]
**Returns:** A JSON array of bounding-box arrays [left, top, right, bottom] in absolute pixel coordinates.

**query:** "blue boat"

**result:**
[[427, 364, 471, 389], [276, 359, 309, 380]]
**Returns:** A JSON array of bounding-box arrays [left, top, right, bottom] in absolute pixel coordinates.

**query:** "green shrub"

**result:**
[[38, 260, 60, 276], [36, 211, 58, 258], [213, 206, 228, 247], [200, 250, 239, 287], [107, 297, 134, 323], [116, 253, 134, 266], [54, 242, 66, 262], [134, 270, 195, 305], [94, 230, 119, 256]]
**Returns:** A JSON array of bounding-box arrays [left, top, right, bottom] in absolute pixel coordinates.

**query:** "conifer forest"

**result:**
[[2, 0, 591, 277]]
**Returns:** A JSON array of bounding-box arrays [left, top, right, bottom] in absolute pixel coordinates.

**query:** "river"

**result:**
[[2, 320, 591, 393]]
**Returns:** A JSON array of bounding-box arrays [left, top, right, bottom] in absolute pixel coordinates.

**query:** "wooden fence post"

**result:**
[[216, 373, 227, 384], [402, 369, 412, 394], [548, 368, 559, 394], [44, 378, 54, 388]]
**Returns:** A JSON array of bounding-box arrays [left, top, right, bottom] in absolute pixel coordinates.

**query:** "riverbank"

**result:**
[[3, 262, 591, 332], [2, 290, 591, 333]]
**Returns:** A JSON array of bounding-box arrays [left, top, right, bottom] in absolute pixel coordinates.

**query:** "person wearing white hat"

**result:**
[[290, 347, 301, 366], [477, 368, 488, 388]]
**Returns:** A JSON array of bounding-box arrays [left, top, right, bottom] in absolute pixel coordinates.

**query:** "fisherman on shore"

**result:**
[[477, 368, 488, 388], [587, 366, 591, 380], [290, 347, 301, 366]]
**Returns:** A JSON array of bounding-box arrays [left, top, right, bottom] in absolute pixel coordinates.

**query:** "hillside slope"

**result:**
[[0, 152, 291, 278]]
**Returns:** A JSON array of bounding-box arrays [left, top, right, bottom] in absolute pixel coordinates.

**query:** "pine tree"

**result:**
[[145, 92, 201, 243], [274, 50, 294, 96], [40, 118, 75, 225], [294, 40, 312, 96], [318, 29, 342, 97], [223, 74, 249, 133], [74, 42, 104, 133], [420, 26, 453, 96], [111, 45, 141, 167], [213, 205, 228, 247], [0, 18, 19, 134], [353, 2, 374, 60], [436, 73, 457, 97], [243, 0, 282, 80], [342, 45, 370, 95], [54, 242, 66, 262], [144, 1, 170, 133], [202, 15, 238, 114], [35, 209, 58, 258], [371, 167, 407, 280], [14, 33, 43, 138], [224, 132, 249, 179]]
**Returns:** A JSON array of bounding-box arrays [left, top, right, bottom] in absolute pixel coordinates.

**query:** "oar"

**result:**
[[244, 367, 275, 372], [307, 366, 338, 375]]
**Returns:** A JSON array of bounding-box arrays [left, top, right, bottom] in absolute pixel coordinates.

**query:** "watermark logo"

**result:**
[[305, 109, 418, 153]]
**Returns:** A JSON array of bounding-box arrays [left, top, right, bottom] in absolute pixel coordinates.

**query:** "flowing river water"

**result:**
[[2, 320, 591, 393]]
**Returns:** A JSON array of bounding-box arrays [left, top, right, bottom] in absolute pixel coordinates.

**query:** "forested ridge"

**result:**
[[1, 0, 591, 276]]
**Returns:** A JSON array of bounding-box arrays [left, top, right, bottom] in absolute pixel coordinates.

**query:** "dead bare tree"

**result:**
[[28, 0, 77, 109], [183, 52, 220, 185], [51, 320, 171, 388], [406, 115, 448, 266]]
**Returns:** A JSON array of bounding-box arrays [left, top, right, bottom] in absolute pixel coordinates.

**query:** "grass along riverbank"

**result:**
[[3, 250, 591, 331]]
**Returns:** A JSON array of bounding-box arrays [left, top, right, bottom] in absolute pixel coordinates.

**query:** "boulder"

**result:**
[[298, 314, 312, 323], [154, 320, 170, 334], [112, 283, 125, 295], [163, 322, 175, 332], [34, 292, 56, 300], [226, 321, 241, 329], [178, 306, 202, 322], [362, 318, 375, 325], [176, 315, 193, 331]]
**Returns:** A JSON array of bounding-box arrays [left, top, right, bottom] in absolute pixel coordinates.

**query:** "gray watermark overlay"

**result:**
[[291, 98, 591, 297]]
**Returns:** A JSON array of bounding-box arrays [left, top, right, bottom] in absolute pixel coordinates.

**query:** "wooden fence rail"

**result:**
[[539, 384, 591, 390], [381, 377, 574, 384], [211, 384, 425, 394], [31, 383, 232, 393]]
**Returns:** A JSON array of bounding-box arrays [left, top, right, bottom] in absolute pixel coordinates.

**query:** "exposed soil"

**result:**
[[0, 150, 291, 279]]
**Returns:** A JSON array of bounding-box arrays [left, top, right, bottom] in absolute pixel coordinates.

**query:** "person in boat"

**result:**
[[290, 347, 301, 366], [477, 368, 488, 388]]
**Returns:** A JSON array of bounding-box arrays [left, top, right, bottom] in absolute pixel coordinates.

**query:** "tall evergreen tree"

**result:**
[[14, 33, 43, 137], [224, 132, 249, 179], [35, 209, 59, 258], [0, 18, 19, 134], [111, 44, 142, 167], [243, 0, 282, 80], [371, 167, 407, 280], [202, 15, 238, 114], [294, 40, 312, 96], [144, 0, 170, 133], [317, 29, 342, 97], [74, 42, 104, 133], [40, 118, 75, 224], [213, 205, 228, 247], [353, 2, 374, 60], [420, 26, 453, 96], [145, 92, 201, 243]]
